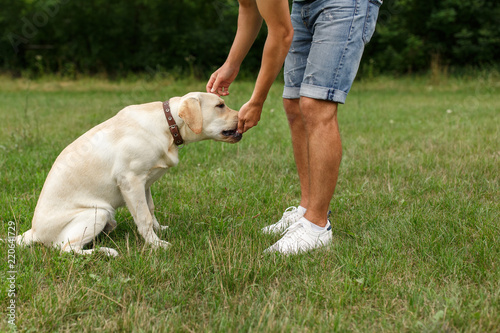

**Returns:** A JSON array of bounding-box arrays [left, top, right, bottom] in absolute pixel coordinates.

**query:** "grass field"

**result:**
[[1, 73, 499, 332]]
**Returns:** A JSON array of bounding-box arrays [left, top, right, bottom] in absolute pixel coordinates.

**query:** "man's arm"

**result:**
[[237, 0, 293, 133], [249, 0, 294, 107], [206, 0, 263, 96]]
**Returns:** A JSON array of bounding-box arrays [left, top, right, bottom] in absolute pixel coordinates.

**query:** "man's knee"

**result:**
[[283, 98, 302, 124], [299, 97, 338, 125]]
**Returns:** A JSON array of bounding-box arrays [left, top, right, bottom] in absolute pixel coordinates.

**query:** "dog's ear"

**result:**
[[178, 96, 203, 134]]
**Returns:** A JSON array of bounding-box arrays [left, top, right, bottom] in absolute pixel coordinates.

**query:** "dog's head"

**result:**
[[175, 92, 242, 144]]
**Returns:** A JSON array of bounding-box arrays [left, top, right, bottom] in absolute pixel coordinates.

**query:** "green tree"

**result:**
[[1, 0, 499, 76]]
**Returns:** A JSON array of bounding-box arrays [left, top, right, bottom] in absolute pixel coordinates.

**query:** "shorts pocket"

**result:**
[[362, 1, 381, 44], [369, 0, 383, 6]]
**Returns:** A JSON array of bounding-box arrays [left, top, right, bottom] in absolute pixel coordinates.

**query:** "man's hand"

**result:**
[[237, 100, 263, 133], [207, 0, 293, 134], [206, 63, 240, 96]]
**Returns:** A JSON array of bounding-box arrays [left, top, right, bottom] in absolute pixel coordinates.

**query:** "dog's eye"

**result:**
[[217, 103, 225, 108]]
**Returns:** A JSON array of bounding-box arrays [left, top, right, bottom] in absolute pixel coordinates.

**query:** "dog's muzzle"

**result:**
[[222, 129, 242, 142]]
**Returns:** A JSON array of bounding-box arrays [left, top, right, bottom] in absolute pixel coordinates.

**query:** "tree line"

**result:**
[[1, 0, 499, 78]]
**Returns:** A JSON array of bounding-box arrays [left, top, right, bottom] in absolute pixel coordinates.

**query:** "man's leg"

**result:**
[[266, 0, 380, 253], [283, 98, 310, 209], [260, 98, 310, 234], [300, 97, 342, 227], [283, 96, 342, 227], [264, 96, 339, 253]]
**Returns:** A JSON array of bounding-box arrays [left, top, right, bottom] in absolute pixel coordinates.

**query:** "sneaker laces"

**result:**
[[283, 211, 332, 235], [267, 206, 302, 232], [278, 220, 307, 244], [280, 217, 331, 241], [280, 206, 300, 223], [281, 219, 303, 235]]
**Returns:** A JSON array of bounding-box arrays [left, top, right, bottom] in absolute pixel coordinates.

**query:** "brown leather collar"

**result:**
[[163, 100, 184, 146]]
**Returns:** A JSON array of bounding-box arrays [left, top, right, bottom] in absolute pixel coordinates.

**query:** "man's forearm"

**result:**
[[251, 28, 293, 106], [225, 1, 263, 70], [250, 0, 293, 106]]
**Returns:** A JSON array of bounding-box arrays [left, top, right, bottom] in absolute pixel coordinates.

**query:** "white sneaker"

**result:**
[[261, 206, 304, 234], [264, 217, 332, 255]]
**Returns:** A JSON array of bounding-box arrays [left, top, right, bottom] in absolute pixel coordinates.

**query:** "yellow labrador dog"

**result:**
[[16, 92, 242, 256]]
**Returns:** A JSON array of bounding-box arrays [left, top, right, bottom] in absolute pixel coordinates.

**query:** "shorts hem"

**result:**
[[283, 87, 301, 100], [284, 84, 347, 104]]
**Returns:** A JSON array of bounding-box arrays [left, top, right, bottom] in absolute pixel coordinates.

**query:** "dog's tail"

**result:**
[[16, 229, 35, 246]]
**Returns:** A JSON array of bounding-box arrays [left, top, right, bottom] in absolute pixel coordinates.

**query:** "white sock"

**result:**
[[298, 206, 307, 216], [302, 217, 328, 231]]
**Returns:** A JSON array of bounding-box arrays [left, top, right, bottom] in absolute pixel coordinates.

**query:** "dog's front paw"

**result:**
[[152, 239, 171, 250], [153, 223, 169, 232]]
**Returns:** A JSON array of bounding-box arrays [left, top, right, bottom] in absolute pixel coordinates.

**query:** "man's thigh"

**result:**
[[284, 0, 381, 104]]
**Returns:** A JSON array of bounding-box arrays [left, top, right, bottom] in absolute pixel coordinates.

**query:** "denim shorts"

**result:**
[[283, 0, 381, 104]]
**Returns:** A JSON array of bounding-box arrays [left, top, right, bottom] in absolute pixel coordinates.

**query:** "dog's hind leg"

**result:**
[[58, 208, 119, 257], [16, 229, 35, 246], [103, 218, 117, 234], [73, 247, 119, 257]]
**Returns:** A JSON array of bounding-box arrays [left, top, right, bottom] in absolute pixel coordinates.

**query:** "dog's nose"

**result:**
[[233, 132, 242, 141]]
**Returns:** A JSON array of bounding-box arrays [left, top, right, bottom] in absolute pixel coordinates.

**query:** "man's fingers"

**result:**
[[213, 82, 230, 96], [206, 73, 217, 93], [237, 118, 245, 134], [207, 73, 222, 96], [220, 86, 230, 96], [211, 75, 222, 94], [238, 120, 256, 134]]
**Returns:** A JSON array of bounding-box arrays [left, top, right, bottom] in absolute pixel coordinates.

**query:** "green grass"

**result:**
[[1, 73, 499, 332]]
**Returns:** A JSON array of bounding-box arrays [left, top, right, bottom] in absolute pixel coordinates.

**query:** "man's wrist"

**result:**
[[224, 57, 242, 72], [248, 96, 265, 109], [249, 86, 268, 107]]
